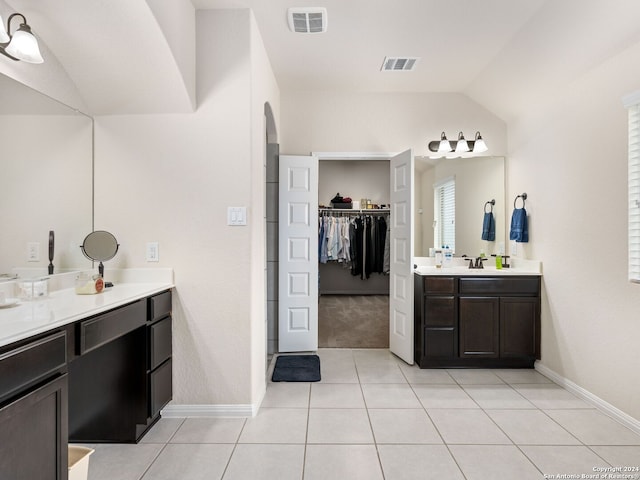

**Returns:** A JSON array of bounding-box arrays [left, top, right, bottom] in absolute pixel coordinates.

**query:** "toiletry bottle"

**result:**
[[444, 245, 453, 268], [435, 249, 443, 268], [496, 254, 503, 270]]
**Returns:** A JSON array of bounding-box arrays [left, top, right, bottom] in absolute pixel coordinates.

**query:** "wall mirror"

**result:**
[[415, 156, 505, 257], [0, 73, 93, 275]]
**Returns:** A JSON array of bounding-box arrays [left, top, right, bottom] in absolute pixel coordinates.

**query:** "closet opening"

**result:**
[[318, 159, 390, 348]]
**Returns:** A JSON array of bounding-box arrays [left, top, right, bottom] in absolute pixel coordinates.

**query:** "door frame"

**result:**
[[311, 151, 414, 363]]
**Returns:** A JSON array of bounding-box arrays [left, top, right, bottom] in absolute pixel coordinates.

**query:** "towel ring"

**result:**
[[484, 199, 495, 214], [514, 193, 527, 209]]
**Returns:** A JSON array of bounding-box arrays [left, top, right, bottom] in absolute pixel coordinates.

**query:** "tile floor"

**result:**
[[81, 349, 640, 480]]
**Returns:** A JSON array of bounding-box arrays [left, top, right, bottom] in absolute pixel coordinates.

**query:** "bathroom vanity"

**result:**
[[0, 271, 173, 479], [414, 267, 541, 368]]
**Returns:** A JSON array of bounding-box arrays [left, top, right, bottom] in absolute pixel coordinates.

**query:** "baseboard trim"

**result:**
[[535, 361, 640, 435], [161, 403, 259, 418]]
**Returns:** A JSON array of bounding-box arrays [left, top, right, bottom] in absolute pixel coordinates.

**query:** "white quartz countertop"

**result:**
[[413, 256, 542, 276], [413, 266, 541, 276], [0, 269, 173, 348]]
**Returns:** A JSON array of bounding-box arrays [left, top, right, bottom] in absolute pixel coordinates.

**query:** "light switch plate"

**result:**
[[227, 207, 247, 226], [146, 242, 159, 262]]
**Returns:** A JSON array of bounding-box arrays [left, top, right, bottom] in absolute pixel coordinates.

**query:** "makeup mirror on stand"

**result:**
[[80, 231, 119, 280]]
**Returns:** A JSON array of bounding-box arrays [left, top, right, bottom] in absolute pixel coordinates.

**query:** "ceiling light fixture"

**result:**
[[0, 12, 44, 64], [428, 131, 488, 156]]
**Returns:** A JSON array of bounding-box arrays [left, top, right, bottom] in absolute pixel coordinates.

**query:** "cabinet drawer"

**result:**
[[423, 276, 455, 294], [150, 316, 172, 370], [459, 277, 540, 295], [78, 300, 146, 355], [424, 328, 456, 357], [0, 332, 67, 403], [150, 358, 172, 417], [424, 296, 456, 326], [148, 291, 172, 322]]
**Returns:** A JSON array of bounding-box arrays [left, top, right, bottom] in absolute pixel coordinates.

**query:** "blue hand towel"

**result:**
[[481, 212, 495, 241], [510, 208, 528, 243]]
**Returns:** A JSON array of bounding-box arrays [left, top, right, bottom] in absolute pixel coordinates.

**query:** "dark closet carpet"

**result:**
[[318, 295, 389, 348]]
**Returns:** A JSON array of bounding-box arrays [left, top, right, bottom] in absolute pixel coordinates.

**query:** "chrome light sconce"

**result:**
[[0, 13, 44, 63], [428, 131, 488, 155]]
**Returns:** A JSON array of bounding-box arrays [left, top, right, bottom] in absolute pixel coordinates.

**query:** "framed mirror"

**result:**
[[415, 156, 505, 257], [0, 73, 93, 275]]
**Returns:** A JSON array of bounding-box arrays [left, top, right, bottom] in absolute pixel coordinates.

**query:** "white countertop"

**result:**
[[0, 269, 174, 348], [413, 256, 542, 276], [414, 266, 541, 276]]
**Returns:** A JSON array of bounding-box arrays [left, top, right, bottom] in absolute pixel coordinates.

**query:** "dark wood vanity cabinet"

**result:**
[[69, 289, 173, 443], [415, 275, 540, 368], [0, 332, 68, 480]]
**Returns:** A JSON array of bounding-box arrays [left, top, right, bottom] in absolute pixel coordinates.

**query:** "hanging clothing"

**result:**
[[383, 214, 390, 274], [319, 210, 390, 279]]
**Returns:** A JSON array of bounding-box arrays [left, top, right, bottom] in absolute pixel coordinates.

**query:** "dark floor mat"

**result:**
[[271, 355, 321, 382]]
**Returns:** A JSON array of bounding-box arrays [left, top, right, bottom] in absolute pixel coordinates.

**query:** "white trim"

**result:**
[[535, 361, 640, 435], [161, 403, 259, 418], [622, 90, 640, 108], [311, 151, 398, 161]]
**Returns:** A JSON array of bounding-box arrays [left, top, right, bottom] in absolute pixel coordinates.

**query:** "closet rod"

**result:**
[[319, 208, 390, 213]]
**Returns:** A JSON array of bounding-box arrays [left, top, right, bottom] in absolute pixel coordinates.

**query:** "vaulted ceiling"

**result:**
[[3, 0, 640, 120]]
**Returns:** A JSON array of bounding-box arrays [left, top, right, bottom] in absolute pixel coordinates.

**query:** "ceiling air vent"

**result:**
[[287, 7, 328, 34], [381, 57, 419, 72]]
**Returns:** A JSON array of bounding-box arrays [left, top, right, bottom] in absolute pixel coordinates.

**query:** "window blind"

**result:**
[[434, 178, 455, 252], [628, 103, 640, 282]]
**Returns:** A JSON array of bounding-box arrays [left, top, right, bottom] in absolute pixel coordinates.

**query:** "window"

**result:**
[[624, 91, 640, 282], [434, 177, 455, 252]]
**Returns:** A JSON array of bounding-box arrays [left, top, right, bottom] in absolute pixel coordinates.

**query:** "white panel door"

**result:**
[[389, 149, 414, 364], [278, 155, 319, 352]]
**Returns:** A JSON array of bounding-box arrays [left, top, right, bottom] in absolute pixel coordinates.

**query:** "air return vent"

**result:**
[[381, 57, 420, 71], [287, 7, 328, 33]]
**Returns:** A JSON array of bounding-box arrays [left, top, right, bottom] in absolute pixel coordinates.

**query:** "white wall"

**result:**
[[281, 91, 507, 157], [507, 39, 640, 422], [319, 160, 390, 207], [93, 9, 279, 409]]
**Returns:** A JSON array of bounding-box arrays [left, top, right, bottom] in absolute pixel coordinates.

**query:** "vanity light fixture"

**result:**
[[437, 132, 451, 153], [472, 131, 488, 153], [454, 131, 469, 153], [428, 131, 488, 156], [0, 13, 44, 64]]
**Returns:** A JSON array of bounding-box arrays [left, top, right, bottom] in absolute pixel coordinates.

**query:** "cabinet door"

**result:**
[[459, 297, 499, 358], [500, 297, 538, 358], [424, 296, 455, 326], [0, 375, 67, 480]]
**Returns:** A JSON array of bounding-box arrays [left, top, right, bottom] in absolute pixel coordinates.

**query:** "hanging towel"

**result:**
[[481, 212, 495, 241], [510, 208, 529, 243]]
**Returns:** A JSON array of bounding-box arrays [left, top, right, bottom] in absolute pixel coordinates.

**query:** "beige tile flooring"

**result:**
[[82, 349, 640, 480]]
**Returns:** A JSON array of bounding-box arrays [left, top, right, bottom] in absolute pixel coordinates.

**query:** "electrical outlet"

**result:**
[[27, 242, 40, 262], [146, 242, 159, 262]]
